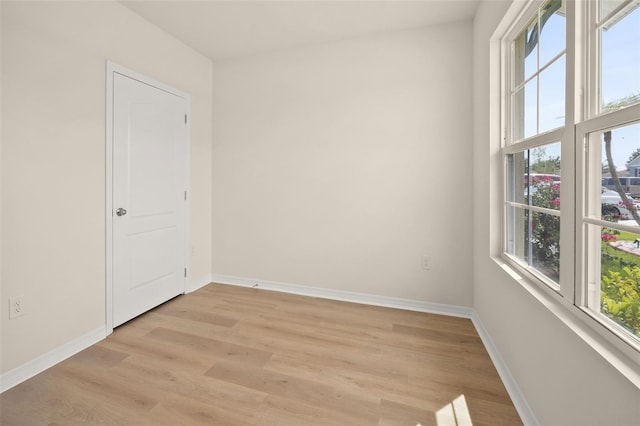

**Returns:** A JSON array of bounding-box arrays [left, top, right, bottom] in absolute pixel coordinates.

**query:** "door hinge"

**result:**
[[184, 191, 187, 201], [185, 114, 187, 124], [184, 267, 187, 278]]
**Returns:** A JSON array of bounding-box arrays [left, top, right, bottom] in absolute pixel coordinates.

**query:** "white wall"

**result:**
[[0, 0, 212, 374], [212, 22, 474, 306], [472, 1, 640, 424]]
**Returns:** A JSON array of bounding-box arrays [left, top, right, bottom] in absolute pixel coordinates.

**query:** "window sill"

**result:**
[[492, 256, 640, 389]]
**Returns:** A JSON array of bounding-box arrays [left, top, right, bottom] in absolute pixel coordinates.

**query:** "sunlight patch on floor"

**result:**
[[435, 394, 472, 426]]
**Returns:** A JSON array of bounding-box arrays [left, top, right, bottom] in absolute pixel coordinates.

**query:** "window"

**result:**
[[504, 0, 566, 288], [502, 0, 640, 353]]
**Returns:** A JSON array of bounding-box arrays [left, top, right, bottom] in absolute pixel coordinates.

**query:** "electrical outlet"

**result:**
[[9, 295, 26, 319], [422, 255, 431, 270]]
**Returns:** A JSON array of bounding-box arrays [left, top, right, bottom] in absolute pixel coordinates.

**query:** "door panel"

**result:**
[[112, 72, 187, 327], [129, 103, 178, 215]]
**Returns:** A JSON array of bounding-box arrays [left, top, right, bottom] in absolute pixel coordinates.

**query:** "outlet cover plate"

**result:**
[[9, 296, 26, 319]]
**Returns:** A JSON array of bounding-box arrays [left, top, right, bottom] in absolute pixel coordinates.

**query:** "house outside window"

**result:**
[[627, 155, 640, 177]]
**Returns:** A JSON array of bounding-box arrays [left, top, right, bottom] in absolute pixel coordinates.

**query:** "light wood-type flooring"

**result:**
[[0, 283, 522, 425]]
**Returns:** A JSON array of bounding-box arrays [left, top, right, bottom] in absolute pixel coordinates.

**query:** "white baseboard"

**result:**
[[470, 311, 538, 426], [211, 273, 473, 318], [186, 273, 212, 294], [0, 326, 106, 394]]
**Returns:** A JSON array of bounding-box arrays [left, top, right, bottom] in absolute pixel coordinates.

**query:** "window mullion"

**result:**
[[503, 127, 564, 153], [536, 9, 541, 135], [560, 0, 577, 302], [586, 0, 600, 120]]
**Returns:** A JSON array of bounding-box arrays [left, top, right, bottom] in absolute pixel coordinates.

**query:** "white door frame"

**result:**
[[105, 61, 191, 334]]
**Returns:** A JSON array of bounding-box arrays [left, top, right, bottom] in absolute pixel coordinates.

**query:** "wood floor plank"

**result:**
[[145, 327, 274, 367], [145, 392, 259, 426], [378, 399, 437, 426], [255, 394, 375, 426], [0, 283, 522, 425], [152, 299, 240, 328], [206, 361, 381, 424]]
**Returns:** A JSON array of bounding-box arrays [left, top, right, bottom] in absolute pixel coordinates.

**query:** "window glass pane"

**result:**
[[600, 185, 639, 222], [513, 15, 538, 87], [506, 204, 531, 263], [539, 56, 566, 133], [507, 144, 561, 207], [586, 224, 640, 340], [513, 79, 538, 141], [530, 176, 561, 210], [529, 143, 562, 210], [539, 0, 565, 66], [600, 121, 640, 195], [506, 151, 528, 204], [506, 203, 560, 284], [590, 122, 640, 223], [531, 210, 560, 283], [601, 5, 640, 112]]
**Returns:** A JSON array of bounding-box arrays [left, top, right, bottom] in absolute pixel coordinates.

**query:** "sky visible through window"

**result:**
[[601, 5, 640, 169], [531, 4, 640, 170]]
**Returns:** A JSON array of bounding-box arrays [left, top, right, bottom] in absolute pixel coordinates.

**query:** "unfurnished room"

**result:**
[[1, 0, 639, 425]]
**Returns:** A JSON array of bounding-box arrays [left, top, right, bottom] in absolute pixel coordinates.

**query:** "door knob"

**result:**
[[116, 208, 127, 216]]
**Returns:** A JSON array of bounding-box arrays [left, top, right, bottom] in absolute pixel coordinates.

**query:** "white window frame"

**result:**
[[499, 0, 640, 383], [501, 0, 574, 298]]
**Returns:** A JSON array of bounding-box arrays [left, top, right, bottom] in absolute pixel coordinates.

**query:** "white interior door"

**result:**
[[112, 71, 187, 327]]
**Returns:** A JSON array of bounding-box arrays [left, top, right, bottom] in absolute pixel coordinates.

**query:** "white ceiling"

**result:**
[[120, 0, 480, 61]]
